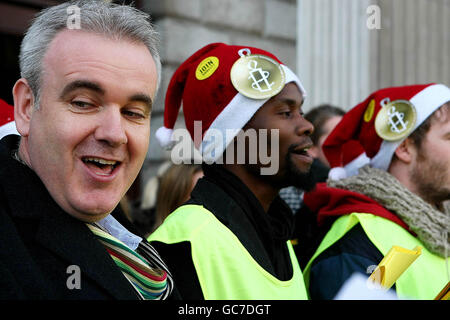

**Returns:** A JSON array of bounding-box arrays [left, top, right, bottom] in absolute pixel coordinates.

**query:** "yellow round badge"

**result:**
[[364, 99, 376, 122], [196, 56, 219, 80], [375, 100, 417, 141], [230, 54, 285, 100]]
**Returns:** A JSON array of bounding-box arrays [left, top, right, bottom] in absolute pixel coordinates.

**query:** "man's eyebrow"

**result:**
[[60, 80, 153, 112], [275, 97, 304, 107], [128, 93, 153, 113], [60, 80, 105, 99]]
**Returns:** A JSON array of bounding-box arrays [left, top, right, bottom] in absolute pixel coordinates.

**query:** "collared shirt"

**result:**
[[97, 214, 142, 250]]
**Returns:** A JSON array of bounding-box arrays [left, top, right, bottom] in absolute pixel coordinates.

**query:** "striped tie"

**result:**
[[87, 223, 169, 300]]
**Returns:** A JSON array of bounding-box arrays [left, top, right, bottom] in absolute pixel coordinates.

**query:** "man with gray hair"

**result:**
[[0, 0, 172, 299]]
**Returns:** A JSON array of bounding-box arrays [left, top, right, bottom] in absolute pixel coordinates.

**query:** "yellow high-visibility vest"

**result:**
[[149, 204, 308, 300], [303, 213, 448, 299]]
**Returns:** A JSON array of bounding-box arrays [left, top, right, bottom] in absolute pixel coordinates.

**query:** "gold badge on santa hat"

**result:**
[[375, 99, 417, 141], [230, 50, 285, 100]]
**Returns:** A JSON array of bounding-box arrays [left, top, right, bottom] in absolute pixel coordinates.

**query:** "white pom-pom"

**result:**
[[155, 126, 175, 150], [328, 167, 347, 180]]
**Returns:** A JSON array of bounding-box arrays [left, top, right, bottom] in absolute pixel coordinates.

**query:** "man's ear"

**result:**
[[393, 138, 415, 164], [13, 78, 35, 137]]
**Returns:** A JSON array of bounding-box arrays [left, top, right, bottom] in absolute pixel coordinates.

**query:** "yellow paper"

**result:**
[[368, 245, 422, 289]]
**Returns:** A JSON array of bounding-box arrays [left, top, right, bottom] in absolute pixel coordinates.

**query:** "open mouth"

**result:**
[[291, 146, 311, 157], [82, 157, 120, 176]]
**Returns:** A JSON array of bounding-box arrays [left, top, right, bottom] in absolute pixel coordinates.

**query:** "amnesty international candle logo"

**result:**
[[230, 54, 285, 99], [375, 100, 417, 141]]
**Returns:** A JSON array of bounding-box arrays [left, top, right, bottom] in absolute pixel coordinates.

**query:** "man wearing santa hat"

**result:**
[[149, 43, 317, 299], [302, 83, 450, 300]]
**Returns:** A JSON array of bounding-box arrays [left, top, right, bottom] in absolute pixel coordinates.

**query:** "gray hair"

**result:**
[[19, 0, 161, 108]]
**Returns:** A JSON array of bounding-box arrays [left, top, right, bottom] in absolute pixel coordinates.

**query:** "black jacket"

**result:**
[[0, 135, 139, 299]]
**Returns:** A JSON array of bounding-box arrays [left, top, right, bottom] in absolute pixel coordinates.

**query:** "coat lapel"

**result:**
[[35, 204, 139, 299]]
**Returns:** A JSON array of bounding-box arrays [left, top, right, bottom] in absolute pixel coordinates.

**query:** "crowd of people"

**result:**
[[0, 0, 448, 301]]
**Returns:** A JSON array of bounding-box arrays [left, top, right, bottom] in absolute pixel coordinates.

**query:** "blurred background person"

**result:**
[[132, 161, 171, 236], [134, 162, 203, 237], [154, 163, 203, 232], [281, 104, 345, 268], [305, 104, 345, 170], [280, 104, 344, 214]]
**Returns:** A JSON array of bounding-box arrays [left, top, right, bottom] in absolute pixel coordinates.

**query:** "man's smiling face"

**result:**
[[243, 82, 316, 190], [18, 30, 158, 222]]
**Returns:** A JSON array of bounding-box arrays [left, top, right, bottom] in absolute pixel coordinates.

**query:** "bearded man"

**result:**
[[302, 84, 450, 300], [149, 43, 316, 299]]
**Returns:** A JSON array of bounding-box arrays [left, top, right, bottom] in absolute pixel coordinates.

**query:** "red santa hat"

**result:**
[[323, 83, 450, 180], [155, 42, 306, 163], [0, 99, 18, 139]]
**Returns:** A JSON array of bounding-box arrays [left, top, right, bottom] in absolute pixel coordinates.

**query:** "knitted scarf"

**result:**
[[328, 165, 450, 258]]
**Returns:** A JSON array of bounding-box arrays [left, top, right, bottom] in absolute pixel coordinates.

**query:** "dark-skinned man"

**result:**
[[149, 43, 316, 299]]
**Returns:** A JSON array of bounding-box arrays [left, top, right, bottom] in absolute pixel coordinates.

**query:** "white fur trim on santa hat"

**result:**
[[0, 121, 19, 140], [371, 83, 450, 170], [155, 126, 175, 150], [329, 152, 370, 180], [344, 152, 371, 177], [328, 167, 347, 180], [201, 65, 306, 162]]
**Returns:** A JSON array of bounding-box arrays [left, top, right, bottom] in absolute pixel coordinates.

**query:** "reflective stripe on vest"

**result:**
[[149, 204, 308, 300], [303, 213, 448, 299]]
